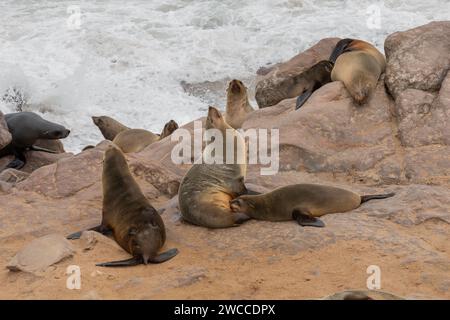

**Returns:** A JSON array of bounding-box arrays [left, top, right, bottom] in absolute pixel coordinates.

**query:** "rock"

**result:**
[[0, 168, 30, 184], [0, 111, 12, 150], [245, 79, 400, 184], [7, 234, 74, 274], [80, 230, 98, 251], [0, 151, 72, 173], [385, 21, 450, 99], [34, 139, 66, 153], [255, 38, 340, 108]]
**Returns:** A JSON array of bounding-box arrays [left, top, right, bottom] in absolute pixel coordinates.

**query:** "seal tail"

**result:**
[[360, 192, 395, 204]]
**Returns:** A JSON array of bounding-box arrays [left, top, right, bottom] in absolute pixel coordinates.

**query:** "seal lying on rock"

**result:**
[[67, 145, 178, 267], [0, 112, 70, 170], [92, 116, 129, 141], [230, 184, 395, 227], [112, 119, 179, 153], [178, 106, 252, 228], [329, 39, 386, 105], [225, 79, 254, 129]]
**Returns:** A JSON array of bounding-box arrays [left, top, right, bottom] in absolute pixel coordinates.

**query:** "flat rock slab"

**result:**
[[7, 234, 74, 274]]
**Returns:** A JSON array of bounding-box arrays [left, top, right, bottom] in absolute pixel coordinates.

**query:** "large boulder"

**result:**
[[0, 111, 12, 150], [385, 21, 450, 99], [255, 38, 340, 108]]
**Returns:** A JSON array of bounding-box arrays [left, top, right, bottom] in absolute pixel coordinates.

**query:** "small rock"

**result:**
[[80, 230, 99, 251], [7, 234, 74, 274]]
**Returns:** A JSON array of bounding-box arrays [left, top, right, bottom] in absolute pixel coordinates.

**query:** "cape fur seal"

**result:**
[[112, 119, 179, 153], [294, 60, 333, 110], [0, 112, 70, 170], [322, 290, 404, 300], [92, 116, 129, 141], [67, 145, 178, 267], [224, 79, 254, 129], [329, 39, 386, 105], [178, 106, 251, 228], [230, 184, 394, 227]]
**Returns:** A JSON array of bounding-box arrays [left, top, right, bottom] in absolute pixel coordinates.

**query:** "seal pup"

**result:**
[[178, 106, 250, 228], [224, 79, 254, 129], [329, 39, 386, 105], [92, 116, 129, 141], [294, 60, 334, 110], [67, 145, 178, 267], [230, 184, 394, 227], [0, 112, 70, 170]]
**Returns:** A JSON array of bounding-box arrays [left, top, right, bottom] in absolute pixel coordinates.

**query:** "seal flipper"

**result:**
[[292, 208, 325, 228], [30, 145, 58, 154], [149, 248, 179, 263], [6, 149, 26, 170], [96, 257, 143, 267], [67, 224, 112, 240], [295, 89, 314, 110]]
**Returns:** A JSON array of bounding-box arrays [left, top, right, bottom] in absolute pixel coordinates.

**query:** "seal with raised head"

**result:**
[[92, 116, 129, 141], [225, 79, 254, 129], [293, 60, 334, 110], [178, 106, 251, 228], [329, 39, 386, 105], [67, 145, 178, 267], [230, 184, 394, 227], [0, 112, 70, 170], [159, 119, 179, 139]]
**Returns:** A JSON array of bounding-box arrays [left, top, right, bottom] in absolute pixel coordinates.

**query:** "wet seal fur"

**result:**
[[178, 106, 251, 228], [92, 116, 129, 141], [67, 145, 178, 267], [330, 39, 386, 105], [230, 183, 394, 227], [293, 60, 334, 110], [225, 79, 254, 129], [0, 112, 70, 170]]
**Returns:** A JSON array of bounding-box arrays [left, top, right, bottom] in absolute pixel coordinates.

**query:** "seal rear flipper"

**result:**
[[233, 212, 251, 225], [96, 257, 143, 267], [292, 209, 325, 228], [149, 248, 179, 263], [30, 145, 58, 154], [295, 89, 313, 110], [360, 192, 395, 204]]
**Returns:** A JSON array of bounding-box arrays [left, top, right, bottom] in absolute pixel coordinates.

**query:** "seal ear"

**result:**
[[208, 106, 222, 120]]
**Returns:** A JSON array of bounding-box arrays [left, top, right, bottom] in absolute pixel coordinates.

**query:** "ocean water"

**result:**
[[0, 0, 449, 152]]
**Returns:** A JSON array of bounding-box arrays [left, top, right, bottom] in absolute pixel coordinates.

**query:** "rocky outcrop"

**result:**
[[255, 38, 340, 108], [385, 21, 450, 99], [0, 112, 12, 150]]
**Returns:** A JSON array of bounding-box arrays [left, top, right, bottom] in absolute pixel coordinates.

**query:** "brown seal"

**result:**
[[67, 145, 178, 267], [225, 79, 254, 129], [178, 106, 250, 228], [322, 290, 404, 300], [112, 119, 179, 153], [92, 116, 129, 141], [230, 183, 394, 227], [329, 39, 386, 105]]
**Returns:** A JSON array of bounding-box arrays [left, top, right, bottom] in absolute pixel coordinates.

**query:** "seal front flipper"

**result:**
[[67, 225, 112, 240], [295, 89, 314, 110], [6, 149, 26, 170], [30, 145, 58, 154], [292, 208, 325, 228], [96, 257, 143, 267], [149, 248, 179, 263]]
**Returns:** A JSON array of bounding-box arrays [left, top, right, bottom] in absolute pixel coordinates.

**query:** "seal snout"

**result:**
[[229, 79, 242, 94]]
